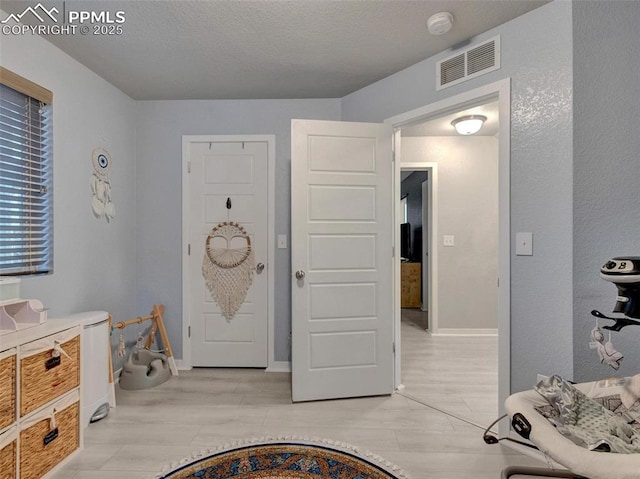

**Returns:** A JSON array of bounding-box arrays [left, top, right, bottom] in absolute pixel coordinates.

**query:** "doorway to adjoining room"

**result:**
[[397, 100, 500, 429]]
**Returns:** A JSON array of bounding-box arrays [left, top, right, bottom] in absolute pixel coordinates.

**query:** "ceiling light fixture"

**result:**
[[427, 12, 454, 36], [451, 115, 487, 135]]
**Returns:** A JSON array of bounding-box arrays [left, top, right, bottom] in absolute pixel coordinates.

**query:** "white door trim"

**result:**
[[385, 78, 511, 433], [181, 134, 276, 370], [421, 178, 429, 314]]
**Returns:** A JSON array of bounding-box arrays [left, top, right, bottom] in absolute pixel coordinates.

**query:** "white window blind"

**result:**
[[0, 80, 53, 276]]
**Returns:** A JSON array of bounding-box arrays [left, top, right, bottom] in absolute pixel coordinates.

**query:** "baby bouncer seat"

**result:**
[[501, 376, 640, 479], [119, 348, 171, 390], [494, 257, 640, 479]]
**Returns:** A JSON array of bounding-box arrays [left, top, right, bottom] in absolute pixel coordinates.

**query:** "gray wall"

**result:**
[[0, 15, 138, 330], [402, 137, 498, 331], [572, 0, 640, 381], [135, 99, 341, 362], [343, 1, 574, 392]]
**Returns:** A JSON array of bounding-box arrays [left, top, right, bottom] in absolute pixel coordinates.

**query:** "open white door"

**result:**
[[291, 119, 394, 402]]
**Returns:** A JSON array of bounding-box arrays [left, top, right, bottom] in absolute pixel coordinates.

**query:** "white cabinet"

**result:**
[[0, 319, 83, 479]]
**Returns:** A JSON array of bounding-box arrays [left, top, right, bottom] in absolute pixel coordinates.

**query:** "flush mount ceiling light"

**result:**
[[451, 115, 487, 135], [427, 12, 454, 36]]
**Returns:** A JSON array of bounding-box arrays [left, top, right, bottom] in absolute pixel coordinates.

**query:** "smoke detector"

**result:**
[[427, 12, 454, 36]]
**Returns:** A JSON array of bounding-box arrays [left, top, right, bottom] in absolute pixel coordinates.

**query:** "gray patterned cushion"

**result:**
[[534, 375, 640, 453]]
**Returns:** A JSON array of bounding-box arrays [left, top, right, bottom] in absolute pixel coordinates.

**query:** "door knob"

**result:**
[[256, 263, 265, 274], [295, 270, 305, 280]]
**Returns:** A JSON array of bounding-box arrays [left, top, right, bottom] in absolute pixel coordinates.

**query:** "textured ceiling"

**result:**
[[1, 0, 549, 100]]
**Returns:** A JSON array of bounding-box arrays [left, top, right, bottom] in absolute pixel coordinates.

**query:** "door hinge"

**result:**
[[188, 244, 191, 255], [187, 161, 191, 173], [393, 342, 396, 354], [188, 326, 191, 338], [392, 246, 395, 257]]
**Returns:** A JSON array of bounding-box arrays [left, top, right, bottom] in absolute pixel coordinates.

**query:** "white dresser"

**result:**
[[0, 318, 84, 479]]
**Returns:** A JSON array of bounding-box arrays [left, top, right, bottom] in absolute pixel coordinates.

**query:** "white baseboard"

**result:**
[[175, 359, 191, 370], [266, 360, 291, 373], [429, 328, 498, 336]]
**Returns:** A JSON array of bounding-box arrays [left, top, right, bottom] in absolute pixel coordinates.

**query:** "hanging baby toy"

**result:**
[[117, 334, 126, 358], [590, 318, 623, 370], [90, 147, 116, 222], [202, 198, 255, 320], [589, 257, 640, 370], [135, 331, 145, 350]]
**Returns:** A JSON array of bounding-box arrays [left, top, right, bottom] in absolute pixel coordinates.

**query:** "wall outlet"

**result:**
[[443, 235, 455, 247]]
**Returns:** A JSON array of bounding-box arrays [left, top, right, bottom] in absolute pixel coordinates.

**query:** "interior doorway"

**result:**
[[397, 118, 500, 426], [399, 168, 431, 330], [388, 79, 510, 430]]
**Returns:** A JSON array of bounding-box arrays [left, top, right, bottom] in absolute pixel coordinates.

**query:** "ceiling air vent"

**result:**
[[437, 36, 500, 90]]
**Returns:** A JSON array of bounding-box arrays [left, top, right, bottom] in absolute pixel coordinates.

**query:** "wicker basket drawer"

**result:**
[[20, 390, 79, 479], [19, 328, 80, 417], [0, 426, 17, 479], [0, 349, 16, 430]]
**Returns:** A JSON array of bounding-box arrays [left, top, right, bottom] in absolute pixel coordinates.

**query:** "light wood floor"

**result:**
[[51, 314, 544, 478], [400, 308, 499, 428]]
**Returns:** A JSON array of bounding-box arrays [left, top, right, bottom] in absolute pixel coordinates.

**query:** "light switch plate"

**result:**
[[516, 232, 533, 256], [443, 235, 455, 247], [277, 234, 287, 249]]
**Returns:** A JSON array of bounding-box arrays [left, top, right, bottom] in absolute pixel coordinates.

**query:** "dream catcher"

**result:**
[[90, 147, 116, 222], [202, 200, 255, 320]]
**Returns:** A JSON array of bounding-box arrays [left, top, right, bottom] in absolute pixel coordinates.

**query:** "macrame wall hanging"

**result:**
[[202, 198, 255, 320], [90, 147, 116, 222]]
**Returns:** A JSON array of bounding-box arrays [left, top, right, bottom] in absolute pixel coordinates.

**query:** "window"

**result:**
[[0, 67, 53, 276]]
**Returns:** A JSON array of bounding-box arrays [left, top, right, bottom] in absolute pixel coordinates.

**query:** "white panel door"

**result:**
[[291, 119, 394, 402], [189, 140, 268, 367]]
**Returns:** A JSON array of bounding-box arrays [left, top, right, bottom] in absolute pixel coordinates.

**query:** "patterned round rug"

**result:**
[[154, 438, 407, 479]]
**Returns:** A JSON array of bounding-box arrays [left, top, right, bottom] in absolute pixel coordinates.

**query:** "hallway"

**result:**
[[400, 308, 499, 429]]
